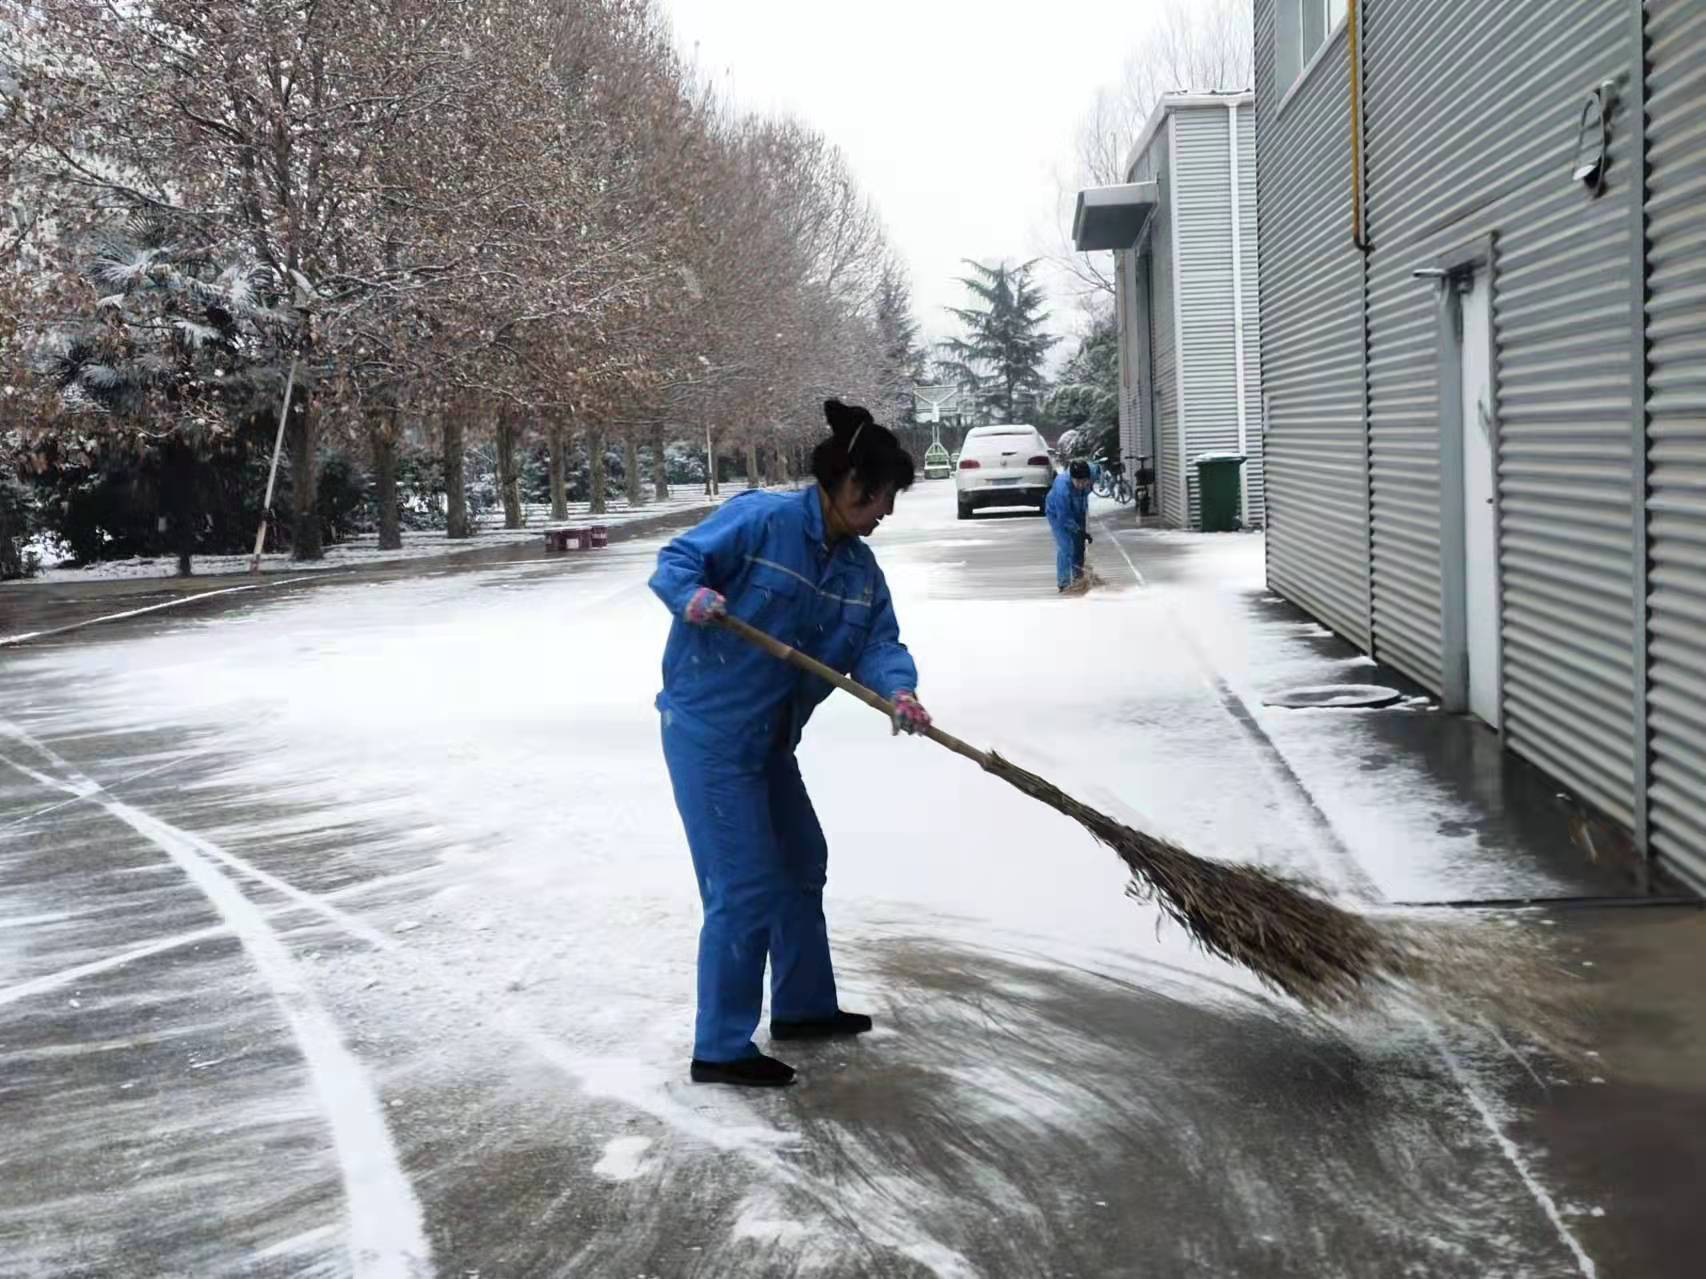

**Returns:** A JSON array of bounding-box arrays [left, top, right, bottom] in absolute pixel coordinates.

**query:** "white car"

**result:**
[[955, 424, 1055, 519]]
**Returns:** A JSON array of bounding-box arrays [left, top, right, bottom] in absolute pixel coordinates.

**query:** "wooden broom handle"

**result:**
[[715, 614, 992, 770]]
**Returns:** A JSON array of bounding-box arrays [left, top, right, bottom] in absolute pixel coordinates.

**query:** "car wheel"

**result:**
[[957, 500, 972, 520]]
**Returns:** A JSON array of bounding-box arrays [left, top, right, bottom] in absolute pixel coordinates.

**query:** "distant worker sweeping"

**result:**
[[649, 399, 931, 1088], [1046, 459, 1096, 591]]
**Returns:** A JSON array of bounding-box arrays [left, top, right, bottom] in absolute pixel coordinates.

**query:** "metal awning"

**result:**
[[1071, 181, 1160, 252]]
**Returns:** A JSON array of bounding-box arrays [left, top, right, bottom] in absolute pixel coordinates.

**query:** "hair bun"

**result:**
[[823, 398, 874, 441]]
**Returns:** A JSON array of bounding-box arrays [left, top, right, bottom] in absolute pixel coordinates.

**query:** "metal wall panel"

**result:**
[[1116, 249, 1136, 468], [1357, 0, 1640, 827], [1644, 0, 1706, 890], [1236, 101, 1268, 526], [1152, 134, 1186, 528], [1175, 105, 1240, 529], [1254, 3, 1370, 642]]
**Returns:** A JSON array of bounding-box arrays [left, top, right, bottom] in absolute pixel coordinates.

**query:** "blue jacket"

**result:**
[[650, 486, 918, 761], [1045, 471, 1089, 536]]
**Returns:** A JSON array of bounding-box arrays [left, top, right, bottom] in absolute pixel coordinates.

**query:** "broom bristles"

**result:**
[[983, 751, 1579, 1042]]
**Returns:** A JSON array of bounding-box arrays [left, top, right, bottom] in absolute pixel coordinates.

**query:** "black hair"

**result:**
[[812, 399, 915, 501], [1069, 460, 1091, 480]]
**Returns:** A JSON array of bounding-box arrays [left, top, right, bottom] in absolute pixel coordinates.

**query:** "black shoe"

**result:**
[[770, 1010, 874, 1041], [689, 1052, 796, 1087]]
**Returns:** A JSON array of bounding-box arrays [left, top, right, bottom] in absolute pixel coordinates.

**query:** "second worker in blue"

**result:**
[[1045, 459, 1096, 591]]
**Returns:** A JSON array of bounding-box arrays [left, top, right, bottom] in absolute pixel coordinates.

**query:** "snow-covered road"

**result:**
[[0, 486, 1613, 1276]]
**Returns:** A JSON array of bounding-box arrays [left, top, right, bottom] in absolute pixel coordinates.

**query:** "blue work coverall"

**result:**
[[650, 485, 918, 1063], [1045, 470, 1091, 589]]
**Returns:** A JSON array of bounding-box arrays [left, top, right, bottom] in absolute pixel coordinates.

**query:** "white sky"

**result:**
[[658, 0, 1168, 353]]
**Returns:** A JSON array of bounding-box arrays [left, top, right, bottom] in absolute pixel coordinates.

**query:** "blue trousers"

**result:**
[[662, 720, 837, 1062], [1051, 526, 1083, 589]]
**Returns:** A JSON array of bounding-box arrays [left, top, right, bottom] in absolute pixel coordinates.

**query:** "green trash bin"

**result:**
[[1193, 453, 1247, 532]]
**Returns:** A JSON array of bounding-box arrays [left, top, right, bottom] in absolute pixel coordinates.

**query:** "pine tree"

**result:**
[[43, 216, 301, 575], [873, 260, 925, 428], [1042, 313, 1120, 456], [939, 260, 1059, 424]]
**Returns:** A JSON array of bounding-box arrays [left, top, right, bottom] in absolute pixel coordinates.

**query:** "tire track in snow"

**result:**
[[0, 721, 432, 1279]]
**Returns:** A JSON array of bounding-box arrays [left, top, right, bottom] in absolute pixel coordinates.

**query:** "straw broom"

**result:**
[[718, 614, 1574, 1028]]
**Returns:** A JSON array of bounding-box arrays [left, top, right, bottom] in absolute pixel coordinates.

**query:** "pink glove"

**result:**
[[890, 691, 932, 737], [684, 587, 726, 625]]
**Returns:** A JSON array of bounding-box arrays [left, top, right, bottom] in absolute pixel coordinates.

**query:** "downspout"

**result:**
[[1350, 0, 1375, 652], [1349, 0, 1370, 252], [1227, 101, 1252, 523]]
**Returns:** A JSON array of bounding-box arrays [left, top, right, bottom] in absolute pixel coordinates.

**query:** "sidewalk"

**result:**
[[1093, 504, 1706, 1278], [0, 494, 730, 648]]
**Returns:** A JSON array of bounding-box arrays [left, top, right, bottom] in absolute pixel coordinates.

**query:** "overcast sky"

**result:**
[[657, 0, 1170, 354]]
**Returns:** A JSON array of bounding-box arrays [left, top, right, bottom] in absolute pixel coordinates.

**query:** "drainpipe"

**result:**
[[1227, 101, 1252, 522], [1349, 0, 1371, 252]]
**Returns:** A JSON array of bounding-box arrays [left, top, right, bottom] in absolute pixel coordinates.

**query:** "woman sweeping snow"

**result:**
[[649, 399, 931, 1087]]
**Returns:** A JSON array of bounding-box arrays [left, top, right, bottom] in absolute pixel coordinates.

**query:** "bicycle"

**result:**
[[1091, 457, 1132, 504], [1130, 453, 1154, 516], [1093, 455, 1134, 504]]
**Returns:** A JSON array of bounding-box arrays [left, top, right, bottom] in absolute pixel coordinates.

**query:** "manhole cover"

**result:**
[[1266, 684, 1403, 710]]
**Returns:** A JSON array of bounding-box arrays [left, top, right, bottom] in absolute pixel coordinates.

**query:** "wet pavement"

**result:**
[[0, 485, 1700, 1277]]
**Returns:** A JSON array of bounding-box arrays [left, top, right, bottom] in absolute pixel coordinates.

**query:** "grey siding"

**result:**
[[1174, 106, 1240, 530], [1116, 249, 1142, 470], [1644, 0, 1706, 889], [1152, 139, 1185, 527], [1361, 0, 1641, 832], [1254, 7, 1369, 643], [1235, 101, 1266, 525]]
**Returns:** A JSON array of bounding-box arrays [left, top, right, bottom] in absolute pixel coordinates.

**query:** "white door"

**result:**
[[1459, 270, 1500, 729]]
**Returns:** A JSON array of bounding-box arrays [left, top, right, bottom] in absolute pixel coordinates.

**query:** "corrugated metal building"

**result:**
[[1254, 0, 1706, 893], [1074, 92, 1265, 529]]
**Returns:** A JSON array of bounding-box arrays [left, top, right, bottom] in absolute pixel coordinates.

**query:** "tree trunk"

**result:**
[[652, 424, 670, 501], [288, 391, 323, 561], [444, 411, 472, 539], [162, 436, 197, 577], [372, 418, 401, 551], [549, 423, 568, 520], [707, 437, 719, 497], [588, 425, 607, 516], [0, 515, 19, 581], [745, 442, 759, 489], [496, 413, 522, 529], [624, 434, 642, 506]]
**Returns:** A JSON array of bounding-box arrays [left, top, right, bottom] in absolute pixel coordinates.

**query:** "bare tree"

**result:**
[[1043, 0, 1253, 303]]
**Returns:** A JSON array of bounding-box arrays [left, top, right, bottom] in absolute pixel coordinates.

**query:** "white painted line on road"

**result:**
[[1425, 1022, 1598, 1277], [0, 576, 319, 648], [1, 747, 215, 831], [0, 923, 230, 1009], [0, 722, 432, 1279], [1093, 516, 1148, 588], [0, 723, 394, 952], [1, 723, 974, 1277], [102, 798, 434, 1279], [0, 865, 448, 1009]]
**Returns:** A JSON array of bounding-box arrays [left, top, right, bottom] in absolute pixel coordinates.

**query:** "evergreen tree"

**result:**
[[873, 260, 926, 428], [1042, 314, 1120, 457], [42, 216, 302, 575], [939, 259, 1059, 424]]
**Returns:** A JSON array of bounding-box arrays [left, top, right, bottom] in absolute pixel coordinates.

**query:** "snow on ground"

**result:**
[[0, 489, 1601, 1276]]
